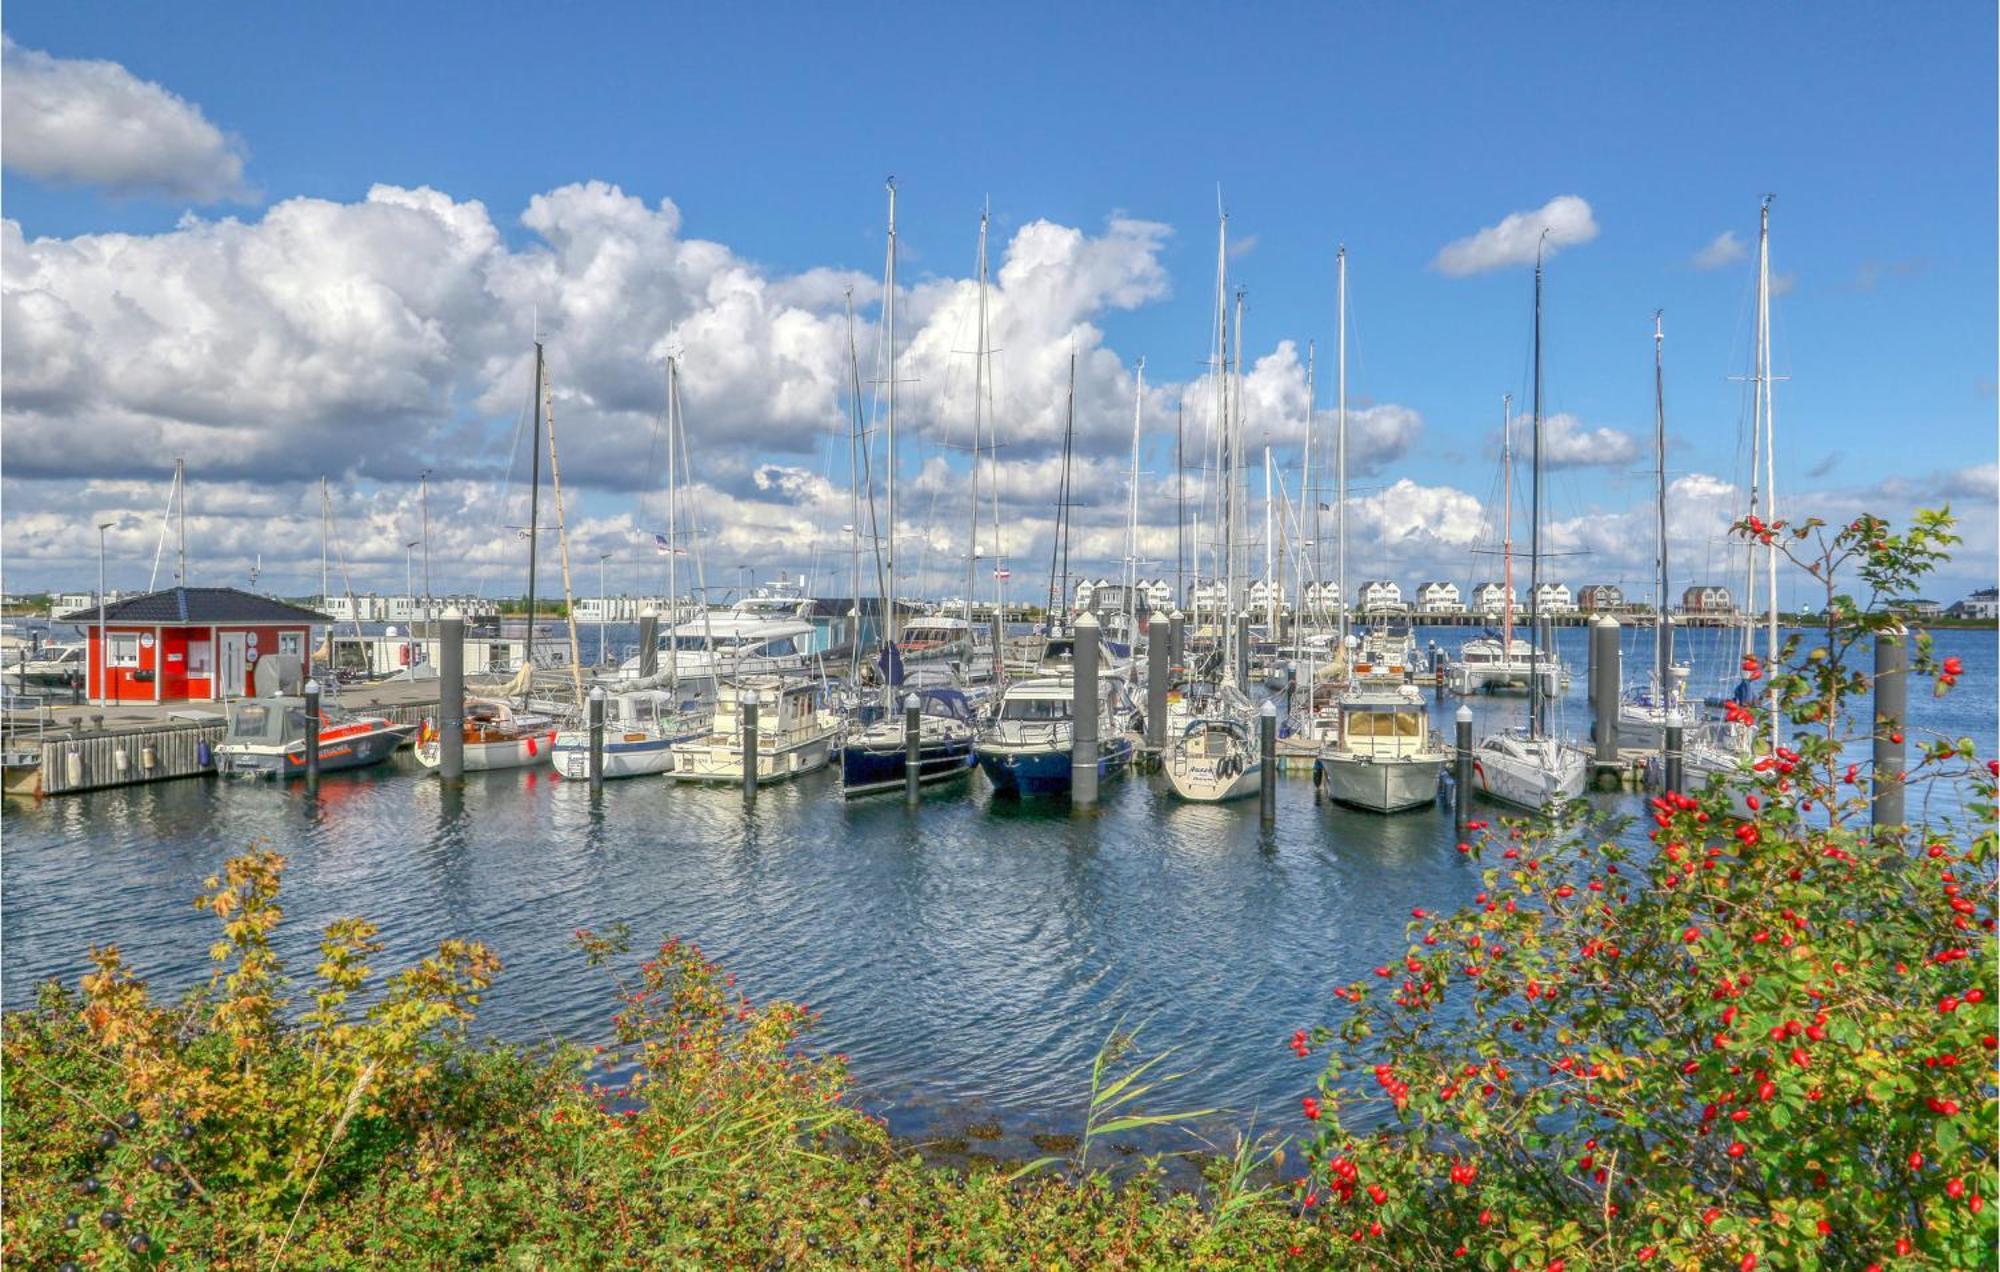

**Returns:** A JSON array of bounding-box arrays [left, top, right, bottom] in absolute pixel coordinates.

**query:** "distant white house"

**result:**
[[1135, 578, 1177, 612], [1247, 579, 1289, 615], [574, 595, 677, 623], [1298, 579, 1342, 616], [324, 593, 499, 624], [1533, 582, 1575, 614], [1471, 583, 1516, 618], [1413, 581, 1463, 615], [1358, 580, 1403, 614], [1897, 598, 1944, 620], [1947, 587, 1998, 620], [1188, 579, 1230, 616], [1681, 585, 1735, 616], [55, 590, 131, 613]]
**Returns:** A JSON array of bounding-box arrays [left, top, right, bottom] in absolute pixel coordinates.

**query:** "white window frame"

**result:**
[[278, 631, 304, 658], [186, 640, 213, 676], [107, 633, 142, 668]]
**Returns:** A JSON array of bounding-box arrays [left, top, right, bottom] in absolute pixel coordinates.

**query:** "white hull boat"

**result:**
[[1164, 714, 1263, 803], [669, 676, 840, 785], [1318, 682, 1445, 813], [1470, 732, 1588, 811]]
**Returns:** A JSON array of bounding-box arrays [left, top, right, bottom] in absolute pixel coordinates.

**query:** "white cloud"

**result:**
[[1691, 231, 1746, 270], [1430, 195, 1598, 277], [1, 36, 251, 202], [1504, 411, 1640, 470]]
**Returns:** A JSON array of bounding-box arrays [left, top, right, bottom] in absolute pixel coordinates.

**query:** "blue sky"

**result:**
[[3, 3, 1994, 604]]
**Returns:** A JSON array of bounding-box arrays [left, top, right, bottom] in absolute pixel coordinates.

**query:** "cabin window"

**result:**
[[762, 637, 797, 657], [187, 641, 213, 675], [1000, 698, 1070, 722], [107, 633, 141, 668]]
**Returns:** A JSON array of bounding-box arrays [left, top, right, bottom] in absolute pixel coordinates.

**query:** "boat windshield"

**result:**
[[1000, 697, 1070, 722], [1344, 709, 1425, 738]]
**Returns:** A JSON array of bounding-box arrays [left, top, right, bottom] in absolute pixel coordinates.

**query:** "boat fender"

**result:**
[[196, 740, 213, 767]]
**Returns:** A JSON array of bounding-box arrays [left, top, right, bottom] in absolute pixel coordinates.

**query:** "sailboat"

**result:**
[[554, 355, 715, 780], [418, 340, 564, 773], [1685, 197, 1782, 801], [1162, 682, 1263, 803], [1470, 238, 1588, 811], [837, 182, 982, 797], [1448, 395, 1563, 697], [1617, 312, 1692, 749], [1318, 247, 1447, 812]]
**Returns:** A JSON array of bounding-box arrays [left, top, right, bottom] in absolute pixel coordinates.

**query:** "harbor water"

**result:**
[[4, 625, 1990, 1153]]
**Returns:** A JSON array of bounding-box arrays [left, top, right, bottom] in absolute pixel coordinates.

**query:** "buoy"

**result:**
[[64, 748, 83, 787], [196, 740, 213, 767], [113, 749, 129, 772], [141, 744, 158, 770]]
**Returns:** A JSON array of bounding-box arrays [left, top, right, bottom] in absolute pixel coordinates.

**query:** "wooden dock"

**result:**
[[0, 678, 502, 797]]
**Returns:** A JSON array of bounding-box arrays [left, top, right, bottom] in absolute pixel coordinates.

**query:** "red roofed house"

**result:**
[[55, 587, 331, 705]]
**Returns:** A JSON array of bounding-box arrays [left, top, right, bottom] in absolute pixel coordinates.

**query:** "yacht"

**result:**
[[552, 684, 713, 780], [1447, 634, 1563, 696], [617, 590, 818, 682], [1471, 730, 1589, 811], [14, 643, 87, 687], [1318, 681, 1447, 812], [838, 686, 977, 797], [974, 675, 1137, 798], [669, 676, 840, 785]]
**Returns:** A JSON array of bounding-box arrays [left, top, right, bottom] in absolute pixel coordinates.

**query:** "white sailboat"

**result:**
[[1471, 237, 1588, 812], [1686, 197, 1782, 799], [1448, 395, 1563, 698], [1163, 683, 1262, 803], [1618, 312, 1693, 750]]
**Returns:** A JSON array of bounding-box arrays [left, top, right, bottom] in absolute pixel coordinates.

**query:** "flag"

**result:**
[[992, 567, 1012, 581], [652, 532, 671, 555]]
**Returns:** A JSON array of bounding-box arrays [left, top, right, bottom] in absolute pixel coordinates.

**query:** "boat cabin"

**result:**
[[1337, 691, 1432, 758], [55, 587, 328, 705], [710, 677, 824, 739]]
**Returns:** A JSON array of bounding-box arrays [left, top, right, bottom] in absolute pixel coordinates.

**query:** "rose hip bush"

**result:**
[[1294, 509, 1995, 1269]]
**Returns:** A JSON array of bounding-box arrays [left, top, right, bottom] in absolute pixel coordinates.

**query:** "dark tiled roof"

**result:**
[[55, 587, 330, 626]]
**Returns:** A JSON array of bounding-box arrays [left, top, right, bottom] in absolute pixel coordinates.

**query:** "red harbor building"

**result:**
[[55, 587, 331, 705]]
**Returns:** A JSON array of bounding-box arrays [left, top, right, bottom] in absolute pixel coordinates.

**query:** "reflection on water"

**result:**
[[4, 626, 1989, 1143]]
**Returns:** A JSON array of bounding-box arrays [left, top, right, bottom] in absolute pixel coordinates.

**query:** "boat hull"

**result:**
[[1163, 756, 1262, 803], [217, 724, 413, 778], [839, 737, 975, 797], [1471, 744, 1588, 811], [1320, 753, 1443, 813], [976, 736, 1134, 799], [551, 731, 693, 780], [669, 730, 837, 784], [415, 727, 559, 772]]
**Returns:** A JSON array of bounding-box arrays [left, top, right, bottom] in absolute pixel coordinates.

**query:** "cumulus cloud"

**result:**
[[1, 36, 251, 202], [1430, 195, 1598, 277], [1691, 231, 1746, 270], [1504, 411, 1640, 469]]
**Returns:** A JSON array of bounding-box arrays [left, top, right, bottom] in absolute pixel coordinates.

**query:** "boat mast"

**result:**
[[883, 178, 900, 652], [1125, 357, 1145, 630], [1303, 340, 1317, 626], [1212, 206, 1232, 670], [1263, 444, 1275, 629], [968, 204, 990, 623], [1528, 236, 1546, 740], [1653, 310, 1671, 696], [1336, 246, 1348, 657], [541, 359, 587, 704], [1175, 399, 1185, 617], [1501, 394, 1515, 663], [666, 354, 681, 689], [319, 476, 330, 607], [842, 295, 863, 682], [1756, 195, 1779, 749], [1232, 288, 1247, 645], [525, 340, 544, 669]]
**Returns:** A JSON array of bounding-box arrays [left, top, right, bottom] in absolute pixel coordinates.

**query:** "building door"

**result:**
[[218, 633, 247, 700]]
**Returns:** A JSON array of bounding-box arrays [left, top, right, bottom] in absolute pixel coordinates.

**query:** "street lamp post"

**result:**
[[96, 521, 114, 707]]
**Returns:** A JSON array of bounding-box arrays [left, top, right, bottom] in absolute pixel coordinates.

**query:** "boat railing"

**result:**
[[982, 718, 1074, 749]]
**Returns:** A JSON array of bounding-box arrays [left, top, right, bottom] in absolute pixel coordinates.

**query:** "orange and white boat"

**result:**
[[415, 697, 559, 772]]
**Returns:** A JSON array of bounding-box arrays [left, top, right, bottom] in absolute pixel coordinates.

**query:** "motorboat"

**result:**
[[838, 686, 977, 797], [13, 643, 87, 687], [552, 684, 713, 780], [1317, 681, 1446, 813], [216, 696, 412, 778], [617, 591, 818, 682], [415, 697, 560, 772], [669, 676, 840, 784], [974, 674, 1136, 798]]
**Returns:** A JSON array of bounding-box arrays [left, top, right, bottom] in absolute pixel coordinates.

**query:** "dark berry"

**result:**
[[78, 1177, 101, 1196], [149, 1153, 172, 1172], [126, 1232, 151, 1254], [63, 1211, 81, 1230], [99, 1207, 123, 1229], [96, 1128, 119, 1150], [117, 1111, 141, 1131]]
